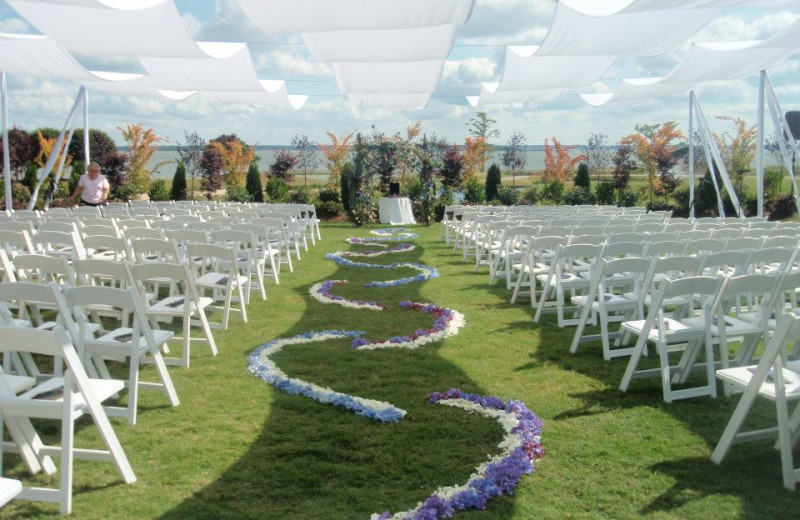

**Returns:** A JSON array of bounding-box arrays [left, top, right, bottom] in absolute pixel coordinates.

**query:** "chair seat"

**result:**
[[716, 362, 800, 400], [621, 317, 706, 343], [147, 296, 213, 316], [589, 292, 640, 311], [682, 315, 763, 336], [88, 327, 174, 358], [5, 374, 36, 394], [0, 477, 22, 508], [17, 376, 125, 410], [36, 321, 100, 336], [195, 272, 248, 288]]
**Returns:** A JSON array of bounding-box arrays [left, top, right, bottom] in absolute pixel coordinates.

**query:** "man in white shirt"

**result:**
[[71, 162, 110, 206]]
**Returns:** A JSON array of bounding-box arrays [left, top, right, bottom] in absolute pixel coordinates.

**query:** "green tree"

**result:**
[[170, 162, 187, 201], [245, 161, 264, 203], [340, 162, 354, 214], [68, 128, 117, 163], [485, 163, 502, 201], [574, 162, 590, 189], [501, 131, 527, 187]]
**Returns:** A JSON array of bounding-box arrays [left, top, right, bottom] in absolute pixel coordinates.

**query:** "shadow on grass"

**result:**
[[156, 226, 516, 520]]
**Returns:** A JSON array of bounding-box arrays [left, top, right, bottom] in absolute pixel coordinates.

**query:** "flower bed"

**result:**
[[372, 389, 545, 519], [332, 243, 416, 258], [325, 254, 439, 287], [310, 280, 386, 311], [248, 330, 406, 423], [352, 301, 464, 350]]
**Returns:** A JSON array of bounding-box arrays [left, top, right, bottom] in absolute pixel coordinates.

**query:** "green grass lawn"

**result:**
[[2, 223, 799, 519]]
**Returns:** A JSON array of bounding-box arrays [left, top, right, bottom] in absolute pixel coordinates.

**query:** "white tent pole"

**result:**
[[691, 91, 725, 216], [694, 92, 743, 217], [764, 73, 800, 214], [82, 86, 89, 172], [689, 91, 695, 219], [28, 87, 83, 210], [756, 70, 765, 218], [2, 71, 11, 212]]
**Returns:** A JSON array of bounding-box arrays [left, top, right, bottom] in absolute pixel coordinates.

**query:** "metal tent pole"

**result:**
[[2, 71, 11, 212], [689, 91, 695, 219], [756, 70, 765, 218]]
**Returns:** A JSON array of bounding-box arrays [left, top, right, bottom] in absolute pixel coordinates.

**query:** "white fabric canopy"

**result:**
[[562, 0, 800, 15], [236, 0, 475, 33], [496, 46, 616, 91], [9, 0, 207, 57], [302, 25, 457, 63], [139, 43, 264, 92], [580, 78, 697, 107], [664, 40, 794, 83], [206, 81, 308, 109], [334, 61, 444, 94], [0, 32, 93, 80], [536, 3, 718, 56], [467, 82, 562, 107], [84, 71, 195, 99], [347, 93, 431, 108]]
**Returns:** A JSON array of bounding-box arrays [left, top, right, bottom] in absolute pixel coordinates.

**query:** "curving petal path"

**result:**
[[248, 227, 544, 519]]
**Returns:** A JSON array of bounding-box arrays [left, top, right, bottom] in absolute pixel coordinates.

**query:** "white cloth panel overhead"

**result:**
[[580, 78, 697, 107], [664, 41, 793, 83], [302, 25, 458, 63], [334, 61, 444, 94], [0, 33, 93, 80], [348, 93, 431, 108], [536, 4, 718, 56], [139, 43, 264, 92], [562, 0, 800, 15], [467, 83, 562, 107], [236, 0, 475, 33], [497, 46, 616, 91], [206, 81, 308, 109], [8, 0, 206, 58], [84, 72, 195, 99]]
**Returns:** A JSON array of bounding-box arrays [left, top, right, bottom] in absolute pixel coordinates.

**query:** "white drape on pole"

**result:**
[[580, 78, 697, 107], [27, 86, 84, 210], [466, 83, 563, 107], [2, 71, 10, 211], [756, 71, 766, 217], [0, 33, 93, 81], [495, 46, 616, 91], [302, 25, 458, 62], [334, 60, 444, 94], [562, 0, 800, 15]]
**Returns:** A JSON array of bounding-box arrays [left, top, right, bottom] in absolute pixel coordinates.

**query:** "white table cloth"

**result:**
[[379, 197, 416, 225]]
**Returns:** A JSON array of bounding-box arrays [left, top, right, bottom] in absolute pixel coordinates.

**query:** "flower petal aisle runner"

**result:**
[[249, 228, 545, 519]]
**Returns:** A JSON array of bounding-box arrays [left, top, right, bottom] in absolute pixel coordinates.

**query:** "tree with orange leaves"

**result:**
[[34, 129, 72, 171], [319, 131, 353, 188], [463, 136, 489, 178], [620, 122, 683, 205], [118, 123, 163, 195], [209, 136, 256, 188], [713, 116, 756, 197], [542, 137, 585, 183]]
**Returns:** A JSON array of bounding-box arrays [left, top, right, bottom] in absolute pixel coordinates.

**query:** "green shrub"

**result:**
[[485, 163, 501, 201], [148, 179, 170, 201], [540, 180, 564, 205], [245, 162, 264, 203], [68, 164, 82, 194], [289, 186, 311, 204], [116, 183, 137, 202], [769, 194, 797, 221], [266, 176, 289, 202], [317, 188, 340, 204], [595, 181, 615, 206], [340, 162, 354, 213], [574, 162, 590, 189], [171, 162, 187, 201], [463, 176, 485, 204], [618, 190, 638, 207], [520, 185, 538, 205], [563, 186, 595, 206], [434, 189, 454, 222], [316, 200, 345, 218], [225, 183, 251, 203], [496, 186, 520, 206], [23, 163, 38, 192], [764, 167, 784, 204], [672, 185, 691, 217], [401, 176, 423, 201]]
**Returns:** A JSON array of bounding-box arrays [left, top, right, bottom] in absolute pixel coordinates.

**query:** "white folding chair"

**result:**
[[510, 236, 568, 305], [0, 230, 34, 258], [619, 276, 725, 402], [712, 312, 800, 490], [533, 243, 600, 327], [130, 238, 182, 264], [29, 230, 86, 261], [61, 285, 180, 425], [212, 229, 267, 300], [187, 242, 249, 329], [128, 262, 217, 368], [83, 235, 132, 262]]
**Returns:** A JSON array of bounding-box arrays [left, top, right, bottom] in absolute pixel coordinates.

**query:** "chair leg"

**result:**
[[197, 309, 218, 356], [60, 389, 74, 515]]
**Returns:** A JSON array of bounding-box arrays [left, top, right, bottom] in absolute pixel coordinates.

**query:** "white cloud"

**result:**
[[694, 11, 800, 42], [443, 57, 497, 83], [257, 50, 332, 78]]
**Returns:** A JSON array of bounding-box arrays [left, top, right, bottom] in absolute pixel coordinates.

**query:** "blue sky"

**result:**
[[1, 0, 799, 148]]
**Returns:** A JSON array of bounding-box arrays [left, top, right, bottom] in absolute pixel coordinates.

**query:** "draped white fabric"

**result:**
[[536, 4, 718, 56], [139, 43, 264, 92], [562, 0, 800, 15], [467, 83, 562, 107], [206, 81, 308, 109], [302, 25, 457, 63], [0, 33, 93, 80], [665, 41, 793, 83], [496, 46, 616, 91], [580, 78, 697, 107], [334, 61, 444, 94], [348, 93, 430, 108], [236, 0, 475, 33], [84, 71, 195, 99], [8, 0, 207, 57]]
